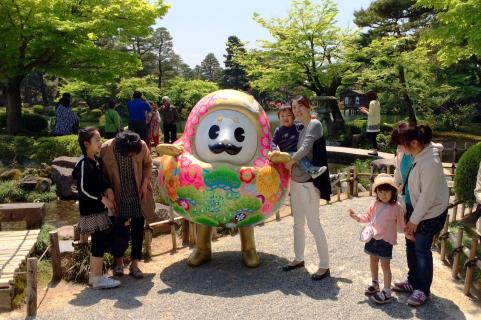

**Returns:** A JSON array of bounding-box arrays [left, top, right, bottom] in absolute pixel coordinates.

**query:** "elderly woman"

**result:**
[[100, 131, 156, 279], [282, 96, 330, 280], [391, 124, 448, 306]]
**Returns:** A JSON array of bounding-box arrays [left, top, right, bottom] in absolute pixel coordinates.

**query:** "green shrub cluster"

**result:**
[[0, 112, 48, 133], [454, 142, 481, 205], [0, 180, 57, 203], [0, 134, 80, 164]]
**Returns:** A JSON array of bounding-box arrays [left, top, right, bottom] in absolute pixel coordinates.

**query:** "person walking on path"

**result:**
[[127, 91, 151, 142], [146, 101, 161, 149], [53, 92, 79, 136], [348, 174, 405, 304], [391, 124, 449, 307], [359, 90, 380, 156], [100, 131, 157, 279], [281, 96, 330, 281], [160, 96, 179, 144], [72, 127, 121, 289], [104, 100, 121, 139]]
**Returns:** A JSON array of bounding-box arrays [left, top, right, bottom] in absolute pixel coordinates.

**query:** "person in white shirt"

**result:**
[[360, 90, 381, 156]]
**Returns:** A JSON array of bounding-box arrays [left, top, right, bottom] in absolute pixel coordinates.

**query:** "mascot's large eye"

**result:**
[[209, 125, 220, 139], [234, 127, 245, 142]]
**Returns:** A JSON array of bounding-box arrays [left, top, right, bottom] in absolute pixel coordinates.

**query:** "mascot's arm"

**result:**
[[267, 151, 292, 164], [156, 143, 184, 156]]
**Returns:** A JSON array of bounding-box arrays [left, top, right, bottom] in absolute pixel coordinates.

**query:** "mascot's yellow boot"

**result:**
[[187, 224, 212, 267], [240, 227, 260, 268]]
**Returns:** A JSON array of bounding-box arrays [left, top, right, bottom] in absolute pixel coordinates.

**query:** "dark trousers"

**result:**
[[129, 120, 148, 142], [110, 216, 145, 260], [367, 131, 378, 150], [405, 206, 447, 296], [91, 229, 108, 258], [163, 123, 177, 144]]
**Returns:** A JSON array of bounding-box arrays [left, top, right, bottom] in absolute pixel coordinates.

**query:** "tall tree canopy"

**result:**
[[417, 0, 481, 66], [236, 0, 351, 99], [0, 0, 169, 134], [222, 36, 248, 89], [350, 0, 435, 124], [200, 53, 222, 83]]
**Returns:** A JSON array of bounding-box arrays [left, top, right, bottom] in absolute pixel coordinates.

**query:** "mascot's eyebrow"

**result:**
[[216, 116, 224, 122], [233, 117, 240, 123]]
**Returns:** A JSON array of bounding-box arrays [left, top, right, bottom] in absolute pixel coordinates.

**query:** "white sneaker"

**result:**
[[311, 166, 327, 179], [91, 275, 121, 289]]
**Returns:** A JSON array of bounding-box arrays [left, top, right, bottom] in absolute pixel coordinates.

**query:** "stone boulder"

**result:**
[[36, 177, 52, 192], [51, 156, 80, 169], [0, 169, 22, 181], [51, 165, 77, 199], [19, 175, 38, 190]]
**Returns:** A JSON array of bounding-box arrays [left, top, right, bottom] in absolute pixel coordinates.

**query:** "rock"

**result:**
[[0, 169, 22, 181], [19, 175, 38, 190], [51, 156, 80, 169], [36, 177, 52, 192], [371, 158, 396, 172], [51, 165, 77, 199]]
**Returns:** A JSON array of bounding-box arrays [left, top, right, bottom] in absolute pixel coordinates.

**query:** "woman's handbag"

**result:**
[[359, 204, 389, 243]]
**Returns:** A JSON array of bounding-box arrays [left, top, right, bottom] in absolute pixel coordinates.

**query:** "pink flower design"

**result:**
[[180, 156, 192, 169], [180, 164, 204, 190], [261, 201, 273, 213]]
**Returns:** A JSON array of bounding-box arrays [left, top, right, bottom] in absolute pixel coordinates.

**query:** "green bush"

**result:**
[[20, 113, 48, 133], [0, 180, 56, 203], [88, 108, 103, 117], [376, 133, 396, 153], [32, 105, 44, 114], [36, 224, 56, 255], [454, 142, 481, 205], [0, 112, 6, 128]]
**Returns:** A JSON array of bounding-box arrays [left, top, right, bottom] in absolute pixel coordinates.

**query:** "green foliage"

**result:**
[[33, 105, 44, 114], [426, 105, 476, 131], [222, 35, 249, 89], [161, 77, 219, 119], [376, 133, 395, 153], [21, 113, 49, 133], [36, 224, 56, 255], [116, 76, 161, 102], [417, 0, 481, 66], [0, 112, 48, 133], [0, 180, 57, 203], [200, 53, 222, 83], [88, 109, 103, 118], [454, 142, 481, 205], [236, 0, 352, 97], [59, 81, 111, 108], [0, 134, 80, 164]]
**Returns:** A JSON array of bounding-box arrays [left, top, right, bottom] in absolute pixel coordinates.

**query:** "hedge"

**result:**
[[0, 134, 80, 164], [0, 112, 48, 133], [454, 142, 481, 205]]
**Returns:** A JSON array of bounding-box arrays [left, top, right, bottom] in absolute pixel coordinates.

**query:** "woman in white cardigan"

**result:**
[[391, 124, 448, 307]]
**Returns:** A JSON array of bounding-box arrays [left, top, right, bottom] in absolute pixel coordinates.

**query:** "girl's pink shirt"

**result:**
[[357, 200, 406, 245]]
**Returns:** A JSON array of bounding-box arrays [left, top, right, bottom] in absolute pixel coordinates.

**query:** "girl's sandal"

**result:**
[[129, 267, 144, 279], [364, 283, 380, 296], [370, 291, 394, 304]]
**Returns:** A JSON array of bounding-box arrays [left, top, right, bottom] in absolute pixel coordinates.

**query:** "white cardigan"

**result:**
[[407, 144, 449, 225]]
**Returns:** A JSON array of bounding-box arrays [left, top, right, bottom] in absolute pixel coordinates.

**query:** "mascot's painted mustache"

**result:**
[[155, 89, 289, 267]]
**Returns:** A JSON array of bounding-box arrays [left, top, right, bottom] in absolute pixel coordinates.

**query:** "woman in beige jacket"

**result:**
[[101, 131, 156, 278]]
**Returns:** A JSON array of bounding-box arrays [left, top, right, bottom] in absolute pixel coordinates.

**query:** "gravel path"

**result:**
[[6, 197, 481, 320]]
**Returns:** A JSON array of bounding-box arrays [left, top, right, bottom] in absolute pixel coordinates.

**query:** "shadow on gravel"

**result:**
[[159, 251, 350, 300], [68, 273, 155, 310], [359, 293, 466, 319]]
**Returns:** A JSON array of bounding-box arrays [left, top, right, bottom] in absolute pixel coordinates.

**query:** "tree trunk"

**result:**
[[398, 65, 417, 125], [6, 76, 24, 135]]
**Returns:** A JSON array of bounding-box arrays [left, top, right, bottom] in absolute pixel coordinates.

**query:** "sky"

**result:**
[[155, 0, 373, 68]]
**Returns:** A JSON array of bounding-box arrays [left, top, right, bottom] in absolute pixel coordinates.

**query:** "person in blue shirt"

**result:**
[[127, 91, 151, 142]]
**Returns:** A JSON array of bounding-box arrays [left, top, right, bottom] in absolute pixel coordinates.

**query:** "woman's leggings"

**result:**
[[110, 216, 145, 260], [91, 229, 109, 258]]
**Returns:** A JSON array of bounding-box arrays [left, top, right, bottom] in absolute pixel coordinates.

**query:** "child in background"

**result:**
[[148, 102, 161, 149], [270, 105, 326, 179], [348, 174, 405, 304], [72, 127, 121, 289]]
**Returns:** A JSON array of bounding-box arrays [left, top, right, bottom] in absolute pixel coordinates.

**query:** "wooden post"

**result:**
[[337, 169, 341, 202], [452, 227, 464, 278], [168, 205, 177, 252], [347, 168, 353, 199], [143, 227, 152, 259], [460, 203, 466, 218], [182, 219, 190, 246], [275, 210, 281, 221], [26, 257, 37, 318], [452, 142, 457, 164], [49, 231, 62, 281], [353, 166, 358, 197], [463, 237, 478, 295], [188, 221, 196, 245], [212, 227, 218, 241], [369, 165, 374, 197], [452, 198, 458, 222], [440, 217, 449, 261]]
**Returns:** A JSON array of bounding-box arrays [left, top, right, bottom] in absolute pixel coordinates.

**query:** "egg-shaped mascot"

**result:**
[[156, 90, 289, 267]]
